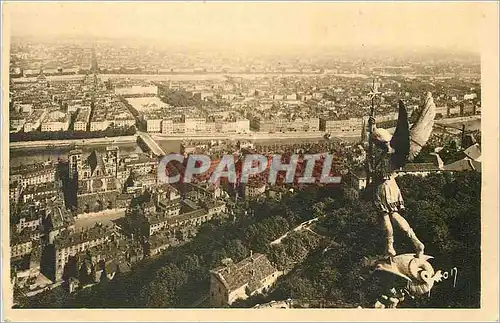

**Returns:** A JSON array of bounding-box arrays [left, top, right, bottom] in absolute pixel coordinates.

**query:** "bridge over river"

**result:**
[[137, 131, 166, 156]]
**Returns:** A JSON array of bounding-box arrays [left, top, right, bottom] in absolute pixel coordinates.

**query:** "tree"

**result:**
[[225, 239, 249, 262], [139, 264, 188, 307], [268, 244, 292, 270], [28, 286, 70, 308], [24, 173, 479, 309], [273, 171, 481, 308], [280, 276, 316, 300]]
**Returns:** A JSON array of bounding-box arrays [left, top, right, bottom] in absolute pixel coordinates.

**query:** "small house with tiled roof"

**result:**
[[209, 253, 282, 307]]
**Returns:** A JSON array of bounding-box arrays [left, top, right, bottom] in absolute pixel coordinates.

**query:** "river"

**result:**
[[9, 136, 333, 167], [8, 117, 479, 167], [9, 143, 144, 167], [12, 72, 368, 83], [434, 117, 481, 134]]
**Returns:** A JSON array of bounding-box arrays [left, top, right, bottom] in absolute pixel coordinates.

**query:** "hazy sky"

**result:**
[[5, 2, 485, 53]]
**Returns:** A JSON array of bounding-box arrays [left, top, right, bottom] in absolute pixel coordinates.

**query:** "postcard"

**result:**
[[2, 1, 498, 322]]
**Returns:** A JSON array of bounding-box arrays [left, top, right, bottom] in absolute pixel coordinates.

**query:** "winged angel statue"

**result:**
[[361, 92, 450, 308], [368, 92, 436, 258]]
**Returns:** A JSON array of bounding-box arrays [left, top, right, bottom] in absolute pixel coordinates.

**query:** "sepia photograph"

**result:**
[[1, 1, 498, 322]]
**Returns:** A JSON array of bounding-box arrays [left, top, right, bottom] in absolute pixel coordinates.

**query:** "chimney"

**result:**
[[250, 250, 253, 258]]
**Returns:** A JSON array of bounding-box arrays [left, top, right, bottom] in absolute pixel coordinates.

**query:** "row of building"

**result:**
[[10, 70, 137, 133], [252, 117, 320, 133], [145, 115, 251, 134], [10, 147, 233, 296], [88, 96, 135, 131]]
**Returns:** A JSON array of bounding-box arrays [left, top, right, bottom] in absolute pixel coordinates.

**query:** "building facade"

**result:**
[[209, 253, 282, 307], [69, 147, 121, 214]]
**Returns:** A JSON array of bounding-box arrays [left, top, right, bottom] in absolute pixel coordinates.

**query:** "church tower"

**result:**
[[103, 146, 120, 176], [68, 149, 83, 179]]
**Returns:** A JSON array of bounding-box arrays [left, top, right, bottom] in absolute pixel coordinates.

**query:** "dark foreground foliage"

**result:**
[[22, 172, 480, 308], [272, 171, 481, 308]]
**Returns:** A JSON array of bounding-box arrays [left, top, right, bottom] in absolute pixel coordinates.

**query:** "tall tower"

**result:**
[[90, 46, 99, 74], [69, 149, 83, 179], [103, 146, 120, 176]]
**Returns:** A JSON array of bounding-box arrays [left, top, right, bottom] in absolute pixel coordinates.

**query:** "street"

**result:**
[[74, 209, 127, 230]]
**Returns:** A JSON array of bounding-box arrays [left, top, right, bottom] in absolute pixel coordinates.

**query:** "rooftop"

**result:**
[[211, 253, 278, 293], [399, 163, 441, 173], [11, 230, 35, 246], [166, 208, 206, 226], [54, 225, 112, 249], [23, 182, 58, 195], [122, 153, 156, 166], [45, 204, 74, 229], [443, 158, 481, 172], [463, 144, 481, 162], [10, 161, 56, 176]]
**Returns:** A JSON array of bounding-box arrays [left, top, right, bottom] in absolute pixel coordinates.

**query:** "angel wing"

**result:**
[[390, 100, 410, 169], [408, 92, 436, 161]]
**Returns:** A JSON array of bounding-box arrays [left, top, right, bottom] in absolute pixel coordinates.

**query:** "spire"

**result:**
[[366, 78, 381, 185], [91, 46, 99, 74], [360, 118, 367, 143]]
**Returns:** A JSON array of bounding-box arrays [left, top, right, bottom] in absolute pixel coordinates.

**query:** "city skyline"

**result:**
[[4, 0, 493, 317], [6, 2, 483, 55]]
